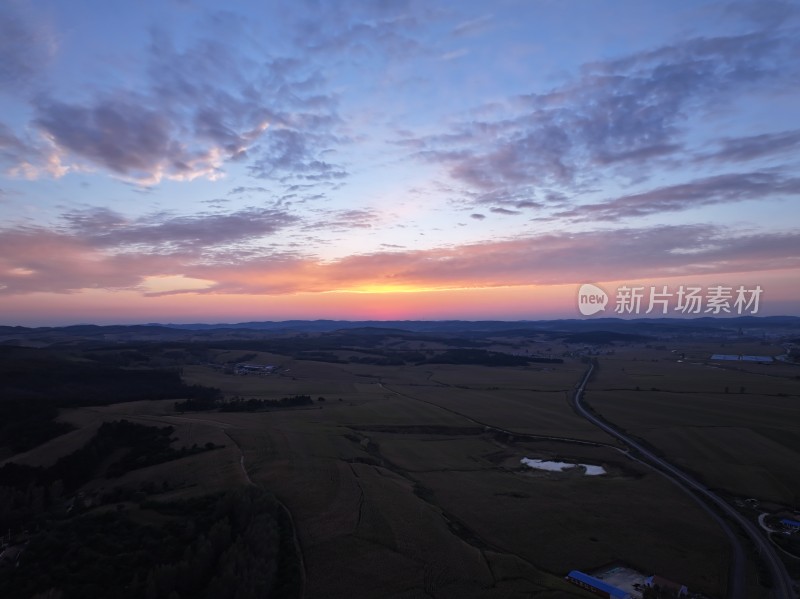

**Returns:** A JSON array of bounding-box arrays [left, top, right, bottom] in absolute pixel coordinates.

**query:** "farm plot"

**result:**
[[387, 383, 612, 441], [169, 356, 750, 598], [421, 363, 586, 391], [183, 363, 358, 399], [586, 350, 800, 506], [588, 390, 800, 504], [593, 357, 800, 395], [229, 410, 584, 598], [414, 465, 729, 598]]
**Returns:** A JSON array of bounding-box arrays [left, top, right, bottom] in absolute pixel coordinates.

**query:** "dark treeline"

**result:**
[[0, 346, 219, 405], [176, 394, 314, 412], [561, 331, 651, 344], [0, 400, 73, 455], [209, 345, 558, 367], [421, 348, 562, 366], [0, 347, 221, 453], [202, 330, 487, 352], [0, 420, 220, 531], [0, 486, 301, 599]]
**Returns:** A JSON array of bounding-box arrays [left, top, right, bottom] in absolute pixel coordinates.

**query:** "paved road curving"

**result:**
[[573, 364, 796, 599]]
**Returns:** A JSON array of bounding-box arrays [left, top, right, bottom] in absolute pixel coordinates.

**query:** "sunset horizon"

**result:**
[[1, 1, 798, 325]]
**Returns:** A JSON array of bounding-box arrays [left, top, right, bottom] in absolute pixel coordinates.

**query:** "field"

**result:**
[[7, 332, 799, 599], [174, 354, 734, 598], [587, 347, 800, 506]]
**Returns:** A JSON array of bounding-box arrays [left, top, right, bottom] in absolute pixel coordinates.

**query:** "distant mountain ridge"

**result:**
[[1, 316, 799, 342], [160, 315, 800, 332]]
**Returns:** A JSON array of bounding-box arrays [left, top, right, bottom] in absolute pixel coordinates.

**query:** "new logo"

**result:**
[[577, 283, 608, 316]]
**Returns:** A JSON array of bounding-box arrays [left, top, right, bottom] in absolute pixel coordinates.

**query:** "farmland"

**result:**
[[1, 320, 799, 598], [176, 350, 733, 598], [586, 347, 800, 506]]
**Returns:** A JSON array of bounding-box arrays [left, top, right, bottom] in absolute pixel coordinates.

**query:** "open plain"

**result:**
[[2, 323, 799, 598]]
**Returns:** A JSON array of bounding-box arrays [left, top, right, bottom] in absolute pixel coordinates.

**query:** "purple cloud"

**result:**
[[61, 206, 297, 251], [489, 207, 521, 215], [302, 209, 379, 232], [0, 3, 55, 89], [698, 130, 800, 163], [555, 172, 800, 222], [14, 20, 344, 187], [34, 96, 224, 183], [397, 28, 800, 211], [1, 217, 797, 296]]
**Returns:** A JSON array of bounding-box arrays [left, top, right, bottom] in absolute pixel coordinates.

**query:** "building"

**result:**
[[644, 575, 688, 596], [709, 354, 773, 363], [233, 363, 276, 375], [565, 570, 632, 598], [780, 518, 800, 530]]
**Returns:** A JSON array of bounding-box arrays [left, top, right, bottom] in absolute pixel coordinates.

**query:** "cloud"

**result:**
[[229, 186, 268, 195], [440, 49, 468, 61], [451, 14, 493, 37], [248, 127, 347, 183], [397, 28, 800, 208], [0, 3, 56, 90], [0, 123, 33, 168], [725, 0, 799, 28], [14, 20, 343, 187], [172, 224, 800, 295], [555, 172, 800, 222], [0, 120, 67, 179], [470, 213, 485, 220], [489, 207, 521, 215], [290, 1, 426, 60], [303, 208, 379, 232], [698, 130, 800, 163], [34, 96, 233, 184], [460, 187, 545, 209], [0, 202, 300, 295], [2, 218, 796, 297], [0, 229, 153, 294], [60, 206, 298, 252]]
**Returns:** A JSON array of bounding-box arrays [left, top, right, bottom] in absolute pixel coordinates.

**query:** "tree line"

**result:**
[[1, 487, 301, 599], [175, 395, 314, 412], [0, 346, 221, 454], [0, 420, 221, 532]]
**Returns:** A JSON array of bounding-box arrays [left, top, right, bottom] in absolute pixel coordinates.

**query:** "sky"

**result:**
[[0, 0, 798, 325]]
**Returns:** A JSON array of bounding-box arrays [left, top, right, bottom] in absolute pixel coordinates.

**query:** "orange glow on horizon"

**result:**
[[0, 268, 796, 326]]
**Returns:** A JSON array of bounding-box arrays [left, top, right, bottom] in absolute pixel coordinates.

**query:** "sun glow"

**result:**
[[344, 283, 451, 294]]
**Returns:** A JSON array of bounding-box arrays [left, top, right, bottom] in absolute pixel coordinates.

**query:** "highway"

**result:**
[[572, 364, 796, 599]]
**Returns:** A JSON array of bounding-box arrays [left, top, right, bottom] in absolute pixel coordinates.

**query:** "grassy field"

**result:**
[[177, 357, 734, 598], [15, 343, 788, 598], [587, 351, 800, 506]]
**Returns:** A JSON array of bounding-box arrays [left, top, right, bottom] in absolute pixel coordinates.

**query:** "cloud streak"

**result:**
[[555, 172, 800, 222], [698, 130, 800, 164], [8, 18, 346, 187], [2, 220, 797, 297], [60, 206, 298, 251], [397, 28, 800, 212], [0, 3, 56, 89]]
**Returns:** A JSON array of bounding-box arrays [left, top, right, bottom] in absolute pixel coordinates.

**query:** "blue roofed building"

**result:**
[[565, 570, 632, 599], [781, 518, 800, 530]]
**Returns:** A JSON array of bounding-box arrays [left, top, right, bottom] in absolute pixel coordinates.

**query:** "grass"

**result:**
[[387, 384, 612, 441], [18, 344, 786, 597], [414, 467, 728, 597], [176, 357, 730, 597], [587, 353, 800, 505]]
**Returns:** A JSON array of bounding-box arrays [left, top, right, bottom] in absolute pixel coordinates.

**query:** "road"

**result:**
[[573, 364, 796, 599]]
